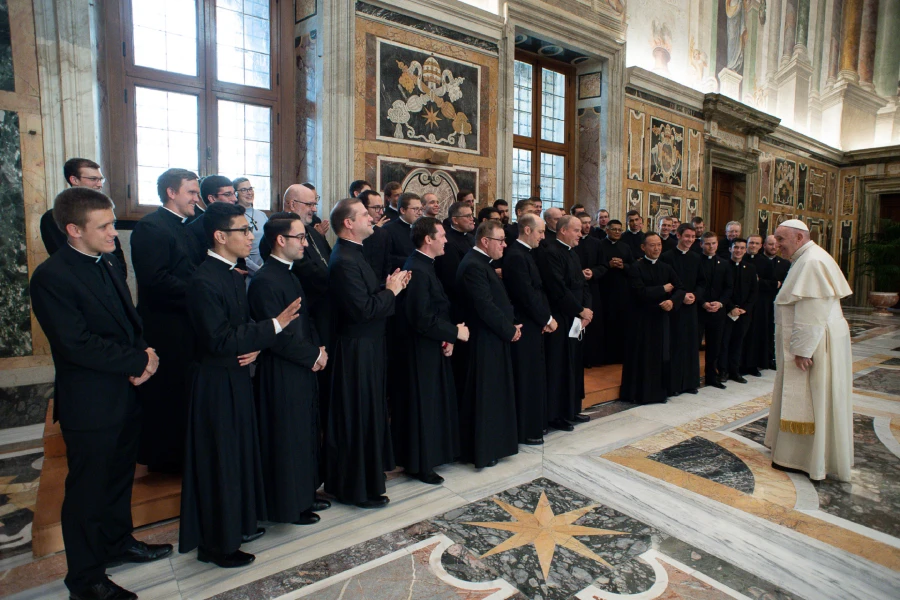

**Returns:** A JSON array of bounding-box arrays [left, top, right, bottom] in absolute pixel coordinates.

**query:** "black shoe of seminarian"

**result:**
[[709, 381, 727, 389], [748, 368, 762, 377], [418, 471, 444, 485], [241, 527, 265, 543], [105, 540, 173, 568], [570, 414, 590, 423], [69, 578, 137, 600], [686, 388, 700, 394], [356, 495, 390, 509], [197, 548, 255, 568], [485, 459, 499, 467], [549, 419, 574, 432], [312, 499, 331, 511], [729, 374, 748, 384], [523, 437, 544, 445], [293, 510, 320, 525], [542, 428, 550, 436]]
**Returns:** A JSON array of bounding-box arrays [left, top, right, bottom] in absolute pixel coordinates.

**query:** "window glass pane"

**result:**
[[511, 148, 532, 210], [218, 100, 272, 209], [135, 87, 199, 205], [539, 152, 565, 210], [216, 0, 271, 89], [132, 0, 197, 76], [513, 61, 533, 138], [541, 68, 566, 143]]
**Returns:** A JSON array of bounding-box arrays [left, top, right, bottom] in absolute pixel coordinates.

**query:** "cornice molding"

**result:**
[[842, 145, 900, 166], [765, 125, 845, 165], [359, 0, 504, 43], [505, 0, 626, 50], [625, 67, 705, 112], [702, 94, 781, 136]]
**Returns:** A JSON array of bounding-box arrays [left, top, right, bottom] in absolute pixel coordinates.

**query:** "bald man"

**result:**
[[765, 221, 852, 482], [542, 207, 563, 247]]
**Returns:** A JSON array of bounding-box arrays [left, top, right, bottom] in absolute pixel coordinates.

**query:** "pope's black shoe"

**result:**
[[105, 540, 173, 568], [356, 495, 390, 509], [197, 548, 255, 568], [293, 510, 320, 525], [549, 419, 574, 432], [241, 527, 265, 543], [312, 498, 331, 511], [69, 578, 137, 600], [570, 414, 590, 423]]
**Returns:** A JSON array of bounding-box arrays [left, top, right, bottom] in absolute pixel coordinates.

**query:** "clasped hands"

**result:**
[[608, 257, 624, 269], [579, 307, 593, 329], [659, 283, 675, 312], [386, 269, 412, 295]]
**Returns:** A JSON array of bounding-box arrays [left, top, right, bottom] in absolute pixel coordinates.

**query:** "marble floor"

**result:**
[[2, 308, 900, 599]]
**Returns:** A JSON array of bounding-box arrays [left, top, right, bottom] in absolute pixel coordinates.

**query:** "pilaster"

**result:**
[[872, 0, 900, 98], [856, 0, 878, 92], [775, 54, 813, 133], [718, 68, 743, 101], [874, 99, 900, 146], [820, 77, 888, 149]]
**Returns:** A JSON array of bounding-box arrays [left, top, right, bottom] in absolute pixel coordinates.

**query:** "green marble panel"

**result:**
[[0, 0, 13, 92]]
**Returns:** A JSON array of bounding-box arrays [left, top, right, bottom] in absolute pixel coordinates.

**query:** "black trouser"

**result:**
[[698, 312, 725, 383], [720, 315, 752, 377], [61, 416, 140, 593]]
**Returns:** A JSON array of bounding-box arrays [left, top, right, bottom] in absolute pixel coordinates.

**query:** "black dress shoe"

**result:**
[[241, 527, 265, 543], [418, 471, 444, 485], [748, 368, 762, 377], [709, 381, 727, 389], [197, 548, 255, 568], [293, 510, 320, 525], [570, 414, 590, 423], [311, 499, 331, 511], [729, 374, 748, 384], [70, 578, 137, 600], [542, 428, 550, 435], [523, 437, 544, 445], [549, 419, 574, 432], [686, 388, 699, 394], [106, 540, 174, 567], [485, 459, 499, 467], [356, 495, 390, 509]]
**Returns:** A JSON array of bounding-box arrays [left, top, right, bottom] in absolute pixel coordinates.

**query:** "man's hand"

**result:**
[[684, 292, 695, 305], [276, 297, 303, 329], [777, 281, 782, 288], [237, 351, 260, 367], [583, 268, 593, 280], [145, 348, 159, 374], [794, 356, 813, 371], [375, 216, 390, 227], [542, 317, 558, 333], [511, 324, 523, 342], [315, 220, 330, 236], [312, 347, 328, 372], [728, 307, 741, 318], [386, 269, 410, 295], [581, 318, 590, 329], [495, 268, 503, 279], [579, 307, 593, 322], [443, 342, 454, 357], [609, 257, 623, 269], [234, 267, 249, 277], [663, 283, 674, 293], [129, 369, 154, 386], [457, 323, 469, 342], [659, 299, 674, 311]]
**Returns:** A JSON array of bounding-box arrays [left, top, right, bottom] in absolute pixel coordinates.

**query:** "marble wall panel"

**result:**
[[295, 0, 316, 22], [808, 167, 827, 213], [626, 188, 643, 214], [0, 110, 31, 357], [0, 381, 50, 428], [577, 107, 601, 207], [295, 30, 317, 185], [797, 163, 808, 211], [627, 109, 644, 181], [841, 174, 857, 216], [757, 209, 770, 238], [839, 219, 853, 275], [648, 117, 684, 187], [759, 156, 772, 205], [773, 158, 796, 207], [377, 156, 478, 220], [686, 128, 701, 191], [647, 192, 681, 232], [683, 197, 698, 221], [0, 0, 13, 92]]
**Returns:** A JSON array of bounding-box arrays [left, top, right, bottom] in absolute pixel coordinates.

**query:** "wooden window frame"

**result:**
[[512, 51, 576, 209], [103, 0, 295, 220]]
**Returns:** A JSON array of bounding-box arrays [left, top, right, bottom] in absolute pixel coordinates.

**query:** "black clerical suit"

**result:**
[[660, 235, 678, 254], [456, 249, 519, 467], [622, 229, 645, 258], [179, 254, 278, 556], [574, 233, 606, 368], [385, 204, 400, 222], [325, 239, 396, 504], [590, 227, 607, 241], [537, 239, 591, 421], [619, 257, 685, 404], [504, 222, 519, 243], [435, 225, 475, 397], [660, 248, 702, 394], [542, 227, 558, 248], [31, 245, 149, 594], [696, 253, 733, 385], [384, 216, 415, 272], [742, 253, 784, 373], [719, 259, 758, 378], [690, 238, 703, 254], [598, 237, 634, 364], [391, 251, 460, 475], [130, 206, 199, 471], [717, 240, 736, 261], [503, 240, 552, 442], [40, 208, 127, 278], [363, 224, 392, 282], [248, 256, 321, 523]]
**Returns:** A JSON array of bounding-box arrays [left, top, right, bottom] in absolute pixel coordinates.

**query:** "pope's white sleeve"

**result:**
[[789, 297, 831, 358]]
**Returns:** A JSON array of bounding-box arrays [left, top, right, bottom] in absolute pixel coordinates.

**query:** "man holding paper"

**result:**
[[765, 220, 853, 482]]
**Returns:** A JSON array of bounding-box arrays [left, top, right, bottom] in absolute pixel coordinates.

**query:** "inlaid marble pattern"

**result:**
[[0, 383, 52, 429], [0, 449, 42, 562], [648, 436, 755, 494], [0, 0, 12, 91], [854, 369, 900, 397]]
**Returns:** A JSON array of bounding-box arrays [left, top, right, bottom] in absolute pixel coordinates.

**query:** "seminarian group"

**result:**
[[35, 160, 823, 600]]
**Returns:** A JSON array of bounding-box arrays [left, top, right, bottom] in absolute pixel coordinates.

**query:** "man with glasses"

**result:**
[[40, 158, 127, 278], [360, 190, 392, 281], [385, 192, 423, 271], [435, 201, 475, 323], [180, 202, 302, 569], [504, 199, 536, 242], [188, 175, 246, 270], [233, 177, 268, 275], [598, 219, 634, 364], [456, 220, 520, 469]]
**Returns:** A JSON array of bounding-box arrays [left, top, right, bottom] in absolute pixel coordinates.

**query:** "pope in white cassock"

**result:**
[[764, 219, 853, 482]]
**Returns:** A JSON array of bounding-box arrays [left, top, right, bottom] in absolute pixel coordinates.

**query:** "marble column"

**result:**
[[319, 0, 355, 220], [857, 0, 879, 91], [782, 0, 799, 61], [827, 0, 844, 85], [808, 0, 828, 135], [838, 0, 863, 81], [794, 0, 811, 55], [764, 0, 783, 110], [742, 0, 761, 105], [872, 0, 900, 97]]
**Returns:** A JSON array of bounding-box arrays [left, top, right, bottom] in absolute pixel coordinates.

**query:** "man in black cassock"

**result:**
[[591, 209, 610, 241], [659, 216, 678, 254], [248, 213, 329, 528], [718, 238, 758, 384], [504, 199, 536, 243], [575, 213, 606, 368], [32, 188, 172, 600], [622, 210, 646, 258], [741, 234, 782, 376], [538, 215, 593, 427], [392, 217, 469, 484], [383, 181, 402, 222], [359, 190, 392, 281], [385, 192, 423, 271], [325, 198, 410, 507], [503, 214, 556, 445], [660, 224, 702, 396], [620, 233, 685, 405], [180, 202, 302, 569], [130, 168, 202, 473], [598, 220, 634, 364], [456, 221, 521, 468], [690, 217, 706, 253], [187, 175, 241, 266], [717, 221, 742, 260], [762, 234, 790, 368], [541, 207, 562, 247], [697, 232, 733, 389]]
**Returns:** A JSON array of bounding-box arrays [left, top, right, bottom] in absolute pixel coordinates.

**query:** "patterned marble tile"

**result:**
[[0, 448, 42, 562], [855, 369, 900, 397], [0, 383, 52, 429], [734, 417, 768, 446], [648, 437, 755, 494]]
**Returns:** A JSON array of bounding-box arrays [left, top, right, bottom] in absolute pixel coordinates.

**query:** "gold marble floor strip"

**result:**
[[855, 389, 900, 402], [852, 354, 896, 373]]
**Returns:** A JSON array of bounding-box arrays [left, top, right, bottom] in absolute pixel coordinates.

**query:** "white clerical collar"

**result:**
[[163, 206, 189, 223], [645, 257, 658, 264], [340, 237, 364, 247], [765, 254, 776, 260], [416, 249, 435, 262], [474, 246, 492, 262], [516, 239, 532, 250], [451, 225, 466, 235], [399, 216, 412, 226], [557, 239, 571, 250], [705, 254, 715, 259], [68, 243, 102, 262], [678, 247, 690, 254], [207, 249, 237, 269], [270, 254, 293, 268], [608, 239, 617, 244]]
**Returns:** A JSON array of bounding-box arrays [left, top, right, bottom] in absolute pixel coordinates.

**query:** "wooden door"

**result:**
[[879, 193, 900, 223], [710, 169, 735, 237]]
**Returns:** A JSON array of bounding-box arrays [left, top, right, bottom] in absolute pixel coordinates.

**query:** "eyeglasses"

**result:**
[[369, 205, 385, 211], [607, 228, 623, 233], [237, 187, 254, 193], [484, 236, 506, 243], [216, 191, 236, 199], [296, 201, 318, 208], [407, 206, 423, 212], [454, 213, 475, 219], [282, 233, 307, 242], [79, 176, 105, 183], [315, 195, 322, 202], [222, 226, 252, 236]]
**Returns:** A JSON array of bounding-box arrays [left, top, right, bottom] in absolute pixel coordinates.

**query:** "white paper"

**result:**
[[569, 317, 583, 339]]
